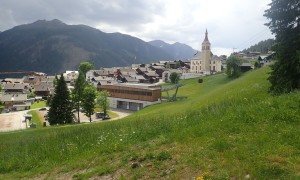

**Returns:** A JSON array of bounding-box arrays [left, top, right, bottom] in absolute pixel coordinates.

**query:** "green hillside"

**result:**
[[0, 67, 299, 179]]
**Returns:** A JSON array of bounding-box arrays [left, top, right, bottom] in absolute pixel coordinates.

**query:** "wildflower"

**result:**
[[196, 176, 204, 180], [120, 139, 123, 141]]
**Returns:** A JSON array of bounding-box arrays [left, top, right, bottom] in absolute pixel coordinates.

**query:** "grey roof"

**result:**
[[39, 81, 53, 87], [23, 76, 40, 83], [106, 83, 161, 90], [212, 55, 221, 60], [130, 75, 146, 80], [34, 84, 51, 92], [145, 71, 159, 77], [0, 93, 27, 102], [120, 68, 137, 75], [40, 76, 55, 82], [125, 77, 140, 83], [93, 70, 115, 76], [92, 76, 115, 81], [3, 83, 25, 90], [137, 67, 150, 72], [151, 66, 165, 70], [2, 78, 24, 83]]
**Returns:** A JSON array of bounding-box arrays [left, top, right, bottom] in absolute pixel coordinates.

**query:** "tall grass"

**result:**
[[0, 67, 299, 179]]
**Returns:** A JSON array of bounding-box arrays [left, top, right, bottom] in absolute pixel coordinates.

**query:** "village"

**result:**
[[0, 31, 274, 131]]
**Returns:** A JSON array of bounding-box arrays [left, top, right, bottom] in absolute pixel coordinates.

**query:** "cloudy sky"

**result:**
[[0, 0, 274, 56]]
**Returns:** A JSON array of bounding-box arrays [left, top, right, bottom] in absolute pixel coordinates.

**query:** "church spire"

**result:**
[[203, 28, 209, 42]]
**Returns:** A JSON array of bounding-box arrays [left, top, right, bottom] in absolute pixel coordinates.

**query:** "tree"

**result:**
[[82, 85, 97, 122], [79, 61, 94, 78], [226, 55, 242, 78], [165, 63, 170, 69], [175, 61, 181, 69], [71, 71, 86, 123], [169, 72, 180, 84], [97, 90, 110, 116], [48, 74, 73, 125], [264, 0, 300, 94]]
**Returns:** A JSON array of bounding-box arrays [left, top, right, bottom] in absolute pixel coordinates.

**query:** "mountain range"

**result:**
[[149, 40, 196, 60], [0, 19, 196, 75]]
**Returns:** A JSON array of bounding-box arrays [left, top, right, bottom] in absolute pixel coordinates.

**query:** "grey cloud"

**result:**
[[0, 0, 165, 31]]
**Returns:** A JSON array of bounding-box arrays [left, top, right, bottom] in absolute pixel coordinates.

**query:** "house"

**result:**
[[149, 66, 166, 78], [63, 71, 79, 85], [240, 63, 253, 72], [2, 84, 27, 94], [97, 83, 161, 111], [34, 84, 52, 97], [23, 76, 41, 86], [258, 53, 275, 66], [144, 71, 159, 83], [0, 93, 30, 110]]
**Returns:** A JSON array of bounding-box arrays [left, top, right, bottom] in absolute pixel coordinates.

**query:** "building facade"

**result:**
[[97, 83, 161, 111]]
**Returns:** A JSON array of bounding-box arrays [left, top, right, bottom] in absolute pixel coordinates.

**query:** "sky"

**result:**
[[0, 0, 274, 56]]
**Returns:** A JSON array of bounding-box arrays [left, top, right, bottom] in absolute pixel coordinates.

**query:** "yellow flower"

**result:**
[[196, 176, 204, 180]]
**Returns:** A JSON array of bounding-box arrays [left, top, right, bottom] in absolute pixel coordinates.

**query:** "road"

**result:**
[[0, 108, 133, 132], [0, 110, 27, 132]]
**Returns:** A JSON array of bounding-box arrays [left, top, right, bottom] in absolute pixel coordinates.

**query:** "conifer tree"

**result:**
[[264, 0, 300, 94], [82, 85, 97, 122], [48, 74, 73, 125]]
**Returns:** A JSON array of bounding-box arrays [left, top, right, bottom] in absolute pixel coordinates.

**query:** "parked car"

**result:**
[[39, 107, 47, 111], [95, 112, 110, 120]]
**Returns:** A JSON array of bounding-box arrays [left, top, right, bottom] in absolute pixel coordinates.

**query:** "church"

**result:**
[[190, 30, 222, 75]]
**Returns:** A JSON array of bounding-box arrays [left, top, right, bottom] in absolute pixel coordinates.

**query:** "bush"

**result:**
[[170, 72, 180, 84]]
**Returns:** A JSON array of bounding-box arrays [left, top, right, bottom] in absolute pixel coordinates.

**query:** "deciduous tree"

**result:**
[[264, 0, 300, 94], [72, 71, 86, 123], [97, 90, 110, 116], [82, 85, 97, 122], [169, 72, 180, 84], [79, 61, 94, 78], [226, 55, 242, 78]]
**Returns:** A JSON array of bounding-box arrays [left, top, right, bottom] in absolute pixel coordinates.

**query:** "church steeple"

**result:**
[[202, 29, 210, 51], [203, 28, 209, 43]]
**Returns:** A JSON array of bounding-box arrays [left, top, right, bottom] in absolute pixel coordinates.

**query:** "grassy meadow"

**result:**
[[0, 67, 299, 179], [30, 101, 47, 109]]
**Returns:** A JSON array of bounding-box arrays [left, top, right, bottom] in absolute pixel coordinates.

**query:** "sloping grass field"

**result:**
[[0, 67, 299, 179]]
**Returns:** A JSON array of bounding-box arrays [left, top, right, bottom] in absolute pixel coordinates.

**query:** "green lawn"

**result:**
[[0, 67, 299, 179], [27, 110, 43, 129], [94, 107, 118, 119], [30, 101, 47, 109]]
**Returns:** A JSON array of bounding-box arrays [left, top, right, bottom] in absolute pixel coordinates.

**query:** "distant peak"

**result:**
[[32, 19, 66, 26]]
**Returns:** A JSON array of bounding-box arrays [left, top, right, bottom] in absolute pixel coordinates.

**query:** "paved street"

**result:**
[[0, 111, 27, 132], [71, 108, 133, 123], [0, 108, 133, 132]]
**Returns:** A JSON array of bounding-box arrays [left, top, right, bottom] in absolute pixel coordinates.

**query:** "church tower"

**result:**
[[201, 29, 211, 74]]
